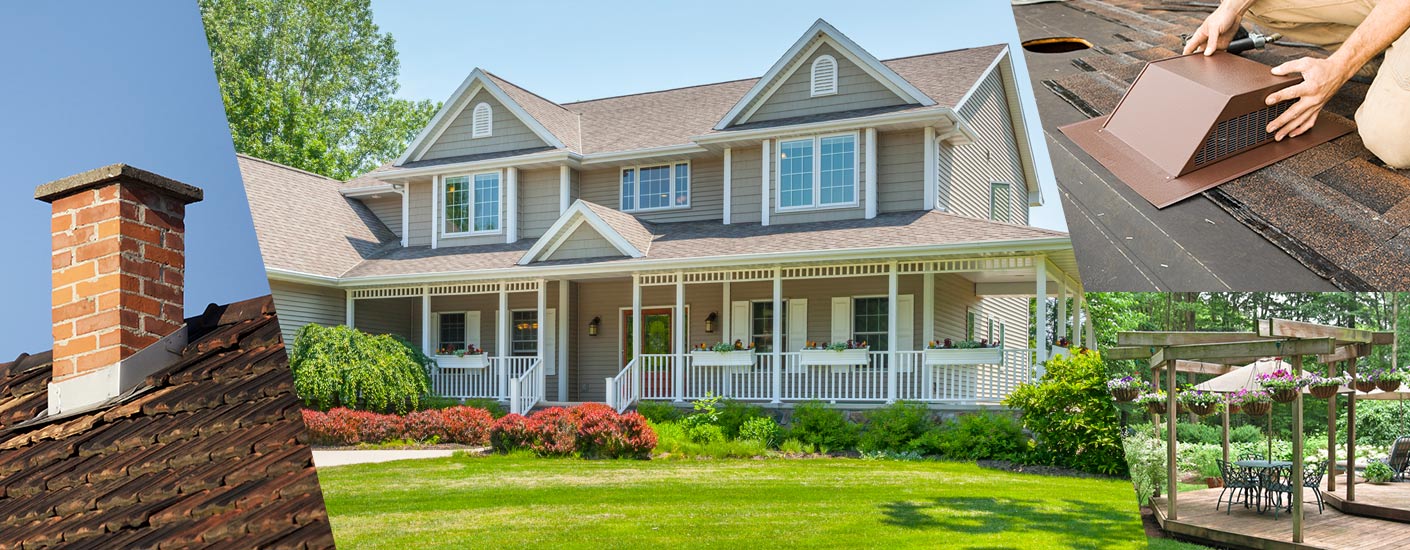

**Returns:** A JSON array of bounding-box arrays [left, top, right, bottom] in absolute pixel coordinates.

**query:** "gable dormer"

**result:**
[[397, 69, 576, 165], [715, 20, 935, 130]]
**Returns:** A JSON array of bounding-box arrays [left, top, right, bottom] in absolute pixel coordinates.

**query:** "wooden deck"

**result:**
[[1151, 482, 1410, 549], [1325, 477, 1410, 523]]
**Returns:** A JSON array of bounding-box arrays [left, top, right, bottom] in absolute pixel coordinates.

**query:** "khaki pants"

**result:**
[[1247, 0, 1410, 167]]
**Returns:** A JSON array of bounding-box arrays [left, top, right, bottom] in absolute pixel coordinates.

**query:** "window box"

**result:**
[[1050, 346, 1070, 360], [799, 349, 870, 367], [436, 353, 488, 370], [690, 349, 755, 367], [924, 348, 1003, 366]]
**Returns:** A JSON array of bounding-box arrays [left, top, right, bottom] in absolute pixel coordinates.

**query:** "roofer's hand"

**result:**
[[1264, 56, 1356, 140], [1184, 4, 1244, 55]]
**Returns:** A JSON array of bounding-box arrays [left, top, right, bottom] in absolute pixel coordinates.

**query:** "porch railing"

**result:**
[[615, 349, 1035, 407], [508, 358, 544, 415], [431, 356, 540, 401]]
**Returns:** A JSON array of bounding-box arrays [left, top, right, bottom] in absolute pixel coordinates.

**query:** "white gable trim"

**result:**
[[397, 69, 566, 165], [518, 200, 644, 265], [714, 19, 935, 131]]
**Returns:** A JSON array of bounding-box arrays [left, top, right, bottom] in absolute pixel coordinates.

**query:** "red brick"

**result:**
[[51, 212, 73, 233], [52, 298, 95, 323], [162, 267, 184, 288], [52, 250, 72, 270], [74, 273, 120, 297], [143, 246, 184, 268], [95, 218, 121, 239], [142, 316, 182, 336], [52, 286, 73, 307], [96, 184, 119, 201], [75, 347, 124, 373], [96, 290, 121, 311], [143, 279, 181, 304], [124, 293, 164, 317], [51, 357, 77, 378], [52, 225, 95, 250], [123, 222, 163, 246], [118, 256, 162, 280], [163, 232, 184, 250], [51, 189, 96, 212], [53, 262, 95, 287], [144, 208, 184, 232], [55, 334, 98, 357], [52, 321, 74, 341], [74, 310, 122, 335], [74, 238, 120, 263], [75, 202, 121, 226], [162, 303, 183, 320]]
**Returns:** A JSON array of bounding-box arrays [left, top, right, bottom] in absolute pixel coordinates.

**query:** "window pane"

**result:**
[[511, 311, 538, 356], [819, 135, 855, 205], [779, 139, 813, 208], [443, 176, 470, 234], [438, 313, 466, 354], [990, 183, 1012, 222], [621, 169, 635, 211], [852, 297, 888, 351], [673, 163, 690, 207], [636, 165, 671, 210], [750, 301, 787, 352], [473, 173, 500, 232]]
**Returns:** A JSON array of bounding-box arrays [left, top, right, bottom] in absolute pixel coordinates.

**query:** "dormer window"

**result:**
[[810, 55, 837, 97], [777, 133, 857, 211], [621, 162, 690, 212], [443, 172, 501, 236], [471, 102, 492, 138]]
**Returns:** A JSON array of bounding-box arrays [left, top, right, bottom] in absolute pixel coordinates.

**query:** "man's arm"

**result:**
[[1184, 0, 1258, 56]]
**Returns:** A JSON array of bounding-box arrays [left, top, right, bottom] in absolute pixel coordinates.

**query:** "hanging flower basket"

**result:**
[[1305, 375, 1345, 399], [1228, 404, 1242, 415], [1228, 389, 1272, 416], [1134, 392, 1167, 415], [1355, 379, 1379, 393], [1146, 401, 1169, 415], [1257, 369, 1304, 403], [1270, 388, 1299, 403], [1309, 385, 1340, 399], [1179, 389, 1221, 417], [1188, 402, 1218, 416], [1377, 379, 1402, 392], [1106, 376, 1149, 403], [1112, 387, 1140, 402], [1242, 401, 1272, 416]]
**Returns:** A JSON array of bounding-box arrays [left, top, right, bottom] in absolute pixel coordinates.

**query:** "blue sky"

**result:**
[[0, 3, 270, 356], [370, 0, 1065, 231]]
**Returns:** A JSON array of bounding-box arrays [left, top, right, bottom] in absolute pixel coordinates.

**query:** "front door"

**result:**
[[622, 308, 673, 366]]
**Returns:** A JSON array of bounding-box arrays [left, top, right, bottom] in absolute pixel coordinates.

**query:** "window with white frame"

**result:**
[[990, 182, 1013, 223], [852, 297, 888, 351], [777, 134, 857, 210], [471, 102, 492, 138], [436, 312, 467, 355], [443, 173, 501, 235], [811, 55, 837, 97], [750, 300, 787, 352], [510, 310, 538, 356], [621, 162, 689, 211]]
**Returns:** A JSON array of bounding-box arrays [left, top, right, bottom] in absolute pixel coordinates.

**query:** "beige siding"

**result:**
[[748, 43, 908, 124], [519, 168, 563, 239], [355, 297, 417, 342], [938, 69, 1028, 224], [570, 280, 721, 401], [428, 285, 559, 357], [421, 89, 548, 161], [407, 179, 433, 246], [578, 156, 724, 223], [359, 194, 403, 239], [876, 129, 925, 213], [932, 274, 983, 342], [270, 280, 345, 347], [730, 145, 762, 224], [545, 223, 623, 261], [981, 295, 1031, 349]]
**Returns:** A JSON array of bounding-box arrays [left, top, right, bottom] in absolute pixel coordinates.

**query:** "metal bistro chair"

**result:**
[[1217, 459, 1260, 514], [1303, 462, 1327, 514], [1238, 452, 1264, 462], [1376, 436, 1410, 482], [1263, 466, 1295, 519]]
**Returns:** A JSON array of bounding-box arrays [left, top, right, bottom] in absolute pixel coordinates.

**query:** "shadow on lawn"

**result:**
[[880, 497, 1138, 545]]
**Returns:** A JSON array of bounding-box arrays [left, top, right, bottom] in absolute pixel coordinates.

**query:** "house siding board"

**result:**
[[408, 178, 433, 246], [547, 223, 626, 261], [355, 296, 417, 341], [571, 280, 719, 401], [748, 43, 909, 124], [876, 129, 925, 213], [269, 280, 345, 345], [982, 295, 1030, 349], [577, 156, 723, 223], [730, 146, 762, 224], [932, 274, 983, 342], [360, 195, 404, 239], [427, 286, 558, 357], [938, 70, 1026, 224], [422, 89, 549, 161], [519, 168, 561, 239]]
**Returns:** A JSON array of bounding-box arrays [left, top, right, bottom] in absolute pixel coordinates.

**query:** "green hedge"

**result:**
[[1005, 349, 1126, 476], [290, 324, 432, 414]]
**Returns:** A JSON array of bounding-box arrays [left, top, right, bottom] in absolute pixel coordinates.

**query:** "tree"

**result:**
[[200, 0, 438, 180]]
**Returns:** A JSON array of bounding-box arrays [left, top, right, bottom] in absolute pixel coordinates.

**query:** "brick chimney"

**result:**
[[36, 164, 203, 388]]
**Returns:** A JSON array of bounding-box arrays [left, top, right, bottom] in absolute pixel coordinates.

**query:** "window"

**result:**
[[471, 102, 492, 138], [750, 301, 787, 352], [852, 297, 888, 351], [777, 134, 857, 210], [511, 310, 538, 357], [621, 162, 689, 211], [443, 173, 500, 235], [966, 308, 978, 340], [437, 312, 467, 355], [811, 55, 837, 97], [990, 182, 1013, 223]]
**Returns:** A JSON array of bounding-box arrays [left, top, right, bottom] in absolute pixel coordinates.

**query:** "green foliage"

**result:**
[[650, 421, 767, 459], [911, 413, 1031, 461], [686, 423, 725, 444], [1230, 425, 1263, 443], [461, 398, 508, 419], [1123, 431, 1168, 505], [635, 401, 683, 424], [716, 400, 767, 438], [1175, 422, 1221, 445], [200, 0, 439, 180], [1365, 461, 1395, 483], [738, 417, 781, 447], [1352, 400, 1410, 447], [786, 401, 859, 451], [858, 401, 932, 453], [680, 394, 722, 431], [1005, 350, 1126, 476], [417, 396, 462, 410], [289, 324, 431, 414], [778, 438, 813, 455]]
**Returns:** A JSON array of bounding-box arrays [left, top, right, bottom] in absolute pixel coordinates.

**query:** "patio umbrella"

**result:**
[[1195, 358, 1293, 461]]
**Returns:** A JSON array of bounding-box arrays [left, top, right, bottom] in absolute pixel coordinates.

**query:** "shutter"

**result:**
[[896, 295, 915, 373], [466, 311, 482, 350], [787, 299, 808, 373], [543, 309, 557, 375], [730, 301, 750, 346], [831, 297, 851, 343]]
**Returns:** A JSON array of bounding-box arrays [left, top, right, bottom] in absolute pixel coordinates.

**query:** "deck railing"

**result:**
[[604, 358, 640, 412], [508, 358, 544, 415], [431, 356, 540, 400]]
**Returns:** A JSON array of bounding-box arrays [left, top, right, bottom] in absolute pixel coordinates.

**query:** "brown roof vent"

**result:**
[[1060, 53, 1354, 208]]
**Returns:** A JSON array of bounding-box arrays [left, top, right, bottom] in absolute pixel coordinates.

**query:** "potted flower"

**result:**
[[1107, 376, 1150, 402], [1179, 389, 1222, 416], [1365, 461, 1395, 485], [1051, 337, 1072, 359], [1134, 391, 1168, 415], [1230, 389, 1272, 416], [437, 343, 487, 369], [923, 338, 1003, 366], [1305, 374, 1346, 399], [1354, 371, 1379, 393], [1374, 369, 1406, 392], [690, 341, 755, 367], [1256, 368, 1304, 403], [800, 340, 871, 368]]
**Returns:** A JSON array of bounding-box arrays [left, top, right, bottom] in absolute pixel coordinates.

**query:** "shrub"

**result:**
[[635, 400, 682, 424], [778, 438, 813, 455], [302, 409, 357, 445], [528, 407, 578, 457], [614, 412, 658, 459], [787, 401, 859, 451], [289, 324, 432, 414], [490, 414, 538, 453], [717, 400, 767, 438], [650, 421, 765, 459], [1004, 349, 1126, 476], [1123, 431, 1167, 505], [1176, 422, 1221, 445], [859, 401, 931, 453], [437, 406, 495, 445], [739, 417, 781, 447], [911, 412, 1029, 461], [1230, 425, 1263, 443], [573, 405, 622, 458], [687, 423, 726, 444], [680, 394, 722, 432]]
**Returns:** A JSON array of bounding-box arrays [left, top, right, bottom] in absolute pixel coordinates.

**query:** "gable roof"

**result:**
[[398, 69, 577, 164], [0, 295, 335, 549], [518, 200, 650, 265]]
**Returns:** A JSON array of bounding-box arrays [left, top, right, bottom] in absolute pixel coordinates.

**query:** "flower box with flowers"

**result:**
[[436, 344, 488, 369], [800, 341, 871, 368], [1134, 391, 1169, 415], [923, 339, 1003, 366], [1051, 337, 1073, 359], [1179, 389, 1222, 416], [1256, 368, 1305, 403], [1229, 389, 1272, 416], [690, 341, 756, 367], [1107, 376, 1150, 402], [1305, 375, 1347, 399]]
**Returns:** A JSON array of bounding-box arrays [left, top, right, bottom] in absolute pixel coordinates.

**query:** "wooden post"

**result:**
[[1165, 358, 1178, 521], [1291, 355, 1304, 543], [1347, 358, 1357, 502], [1328, 359, 1338, 492], [1222, 403, 1230, 464]]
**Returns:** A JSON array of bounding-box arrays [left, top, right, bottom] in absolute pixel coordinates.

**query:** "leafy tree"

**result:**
[[289, 324, 432, 413], [1006, 349, 1127, 476], [200, 0, 438, 179]]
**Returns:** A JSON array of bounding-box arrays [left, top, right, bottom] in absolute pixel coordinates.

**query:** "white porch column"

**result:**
[[721, 273, 732, 339], [559, 166, 571, 214], [420, 286, 431, 356], [1057, 283, 1068, 341], [1073, 293, 1084, 348], [1085, 295, 1096, 346], [537, 279, 547, 402], [674, 272, 686, 402], [558, 279, 569, 402], [760, 140, 771, 226], [498, 284, 510, 399], [632, 274, 643, 402], [431, 175, 440, 249], [1034, 260, 1048, 372], [886, 262, 898, 403], [506, 167, 519, 243], [922, 272, 935, 343], [723, 148, 732, 225], [345, 291, 355, 328], [865, 127, 878, 219], [923, 126, 938, 210], [771, 267, 782, 404]]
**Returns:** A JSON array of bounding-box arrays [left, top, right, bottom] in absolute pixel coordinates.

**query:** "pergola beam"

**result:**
[[1148, 338, 1335, 368], [1116, 331, 1273, 347], [1258, 319, 1379, 344], [1153, 360, 1238, 376], [1317, 343, 1372, 364]]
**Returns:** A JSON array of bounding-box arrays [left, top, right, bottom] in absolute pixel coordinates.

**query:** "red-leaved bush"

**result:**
[[528, 407, 578, 456], [615, 412, 658, 459], [303, 406, 494, 446], [490, 413, 538, 452]]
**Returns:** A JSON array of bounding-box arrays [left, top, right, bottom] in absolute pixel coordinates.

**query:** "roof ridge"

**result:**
[[237, 154, 341, 184], [879, 43, 1005, 64], [483, 70, 576, 114]]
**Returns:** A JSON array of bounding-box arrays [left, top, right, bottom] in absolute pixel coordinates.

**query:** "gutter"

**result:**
[[691, 108, 978, 146]]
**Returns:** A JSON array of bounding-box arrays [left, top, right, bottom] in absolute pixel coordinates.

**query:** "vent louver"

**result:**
[[1059, 53, 1353, 209]]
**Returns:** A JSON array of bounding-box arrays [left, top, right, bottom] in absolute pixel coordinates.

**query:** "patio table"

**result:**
[[1235, 460, 1293, 514]]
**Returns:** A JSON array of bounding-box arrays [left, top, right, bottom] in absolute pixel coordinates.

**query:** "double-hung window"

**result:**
[[510, 310, 538, 357], [621, 162, 689, 211], [852, 297, 888, 351], [436, 312, 467, 355], [777, 133, 857, 210], [443, 172, 501, 236], [750, 300, 788, 352]]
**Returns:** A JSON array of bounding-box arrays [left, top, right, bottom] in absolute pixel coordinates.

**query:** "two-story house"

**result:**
[[241, 20, 1085, 414]]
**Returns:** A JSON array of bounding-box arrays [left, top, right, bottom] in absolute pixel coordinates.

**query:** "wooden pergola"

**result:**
[[1106, 319, 1394, 544]]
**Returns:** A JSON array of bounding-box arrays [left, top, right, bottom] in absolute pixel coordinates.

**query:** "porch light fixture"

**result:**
[[588, 316, 601, 337], [705, 312, 718, 333]]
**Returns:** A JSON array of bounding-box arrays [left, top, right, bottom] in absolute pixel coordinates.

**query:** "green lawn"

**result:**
[[317, 455, 1200, 549]]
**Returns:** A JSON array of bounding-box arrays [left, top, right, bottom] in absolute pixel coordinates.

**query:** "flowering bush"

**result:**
[[1256, 369, 1304, 391], [481, 403, 658, 459], [1106, 376, 1150, 392], [529, 407, 579, 456], [1228, 389, 1272, 405], [303, 406, 494, 446]]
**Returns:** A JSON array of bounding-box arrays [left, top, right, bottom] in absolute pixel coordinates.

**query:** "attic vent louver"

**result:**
[[1059, 53, 1353, 209], [811, 55, 837, 97], [472, 102, 492, 138]]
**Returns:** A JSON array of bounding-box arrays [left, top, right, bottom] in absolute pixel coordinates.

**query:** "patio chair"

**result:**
[[1238, 452, 1264, 462], [1262, 466, 1295, 519], [1375, 436, 1410, 482], [1216, 459, 1260, 514], [1302, 462, 1327, 514]]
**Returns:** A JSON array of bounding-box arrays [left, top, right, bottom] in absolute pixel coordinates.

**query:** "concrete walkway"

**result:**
[[312, 449, 461, 467]]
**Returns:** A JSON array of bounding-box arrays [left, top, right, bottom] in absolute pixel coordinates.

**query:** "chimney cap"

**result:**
[[34, 163, 204, 204]]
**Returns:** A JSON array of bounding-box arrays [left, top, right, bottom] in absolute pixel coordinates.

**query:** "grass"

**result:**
[[317, 455, 1201, 549]]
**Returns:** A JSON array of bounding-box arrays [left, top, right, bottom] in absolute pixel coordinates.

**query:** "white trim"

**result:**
[[507, 307, 544, 356], [518, 200, 645, 265], [760, 139, 771, 226], [924, 126, 938, 211], [439, 170, 505, 239], [713, 19, 935, 130], [471, 102, 493, 139], [619, 160, 691, 213], [989, 181, 1014, 223], [397, 70, 566, 165], [864, 127, 877, 219], [722, 148, 732, 225], [951, 47, 1043, 207], [431, 175, 440, 249], [953, 47, 1008, 113], [580, 144, 708, 165], [539, 218, 586, 259], [774, 131, 861, 212], [399, 184, 409, 248], [506, 167, 519, 243], [346, 290, 355, 327], [432, 310, 475, 354], [698, 108, 973, 146], [339, 184, 398, 197], [810, 54, 838, 97], [557, 279, 569, 401], [559, 166, 571, 214], [616, 304, 689, 368]]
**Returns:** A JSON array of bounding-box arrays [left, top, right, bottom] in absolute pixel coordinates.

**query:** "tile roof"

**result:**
[[0, 295, 335, 550], [339, 210, 1067, 278], [240, 155, 400, 278]]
